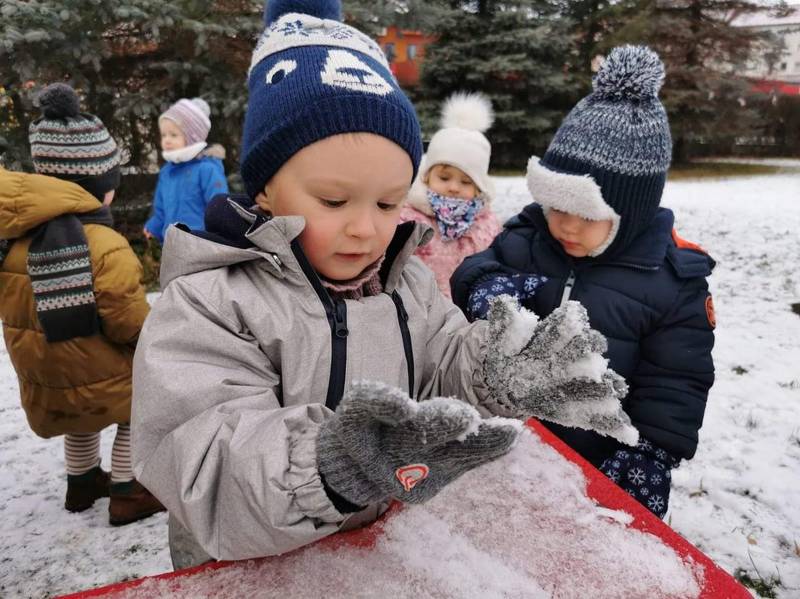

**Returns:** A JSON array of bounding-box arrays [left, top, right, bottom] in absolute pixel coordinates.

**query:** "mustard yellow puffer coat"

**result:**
[[0, 168, 149, 438]]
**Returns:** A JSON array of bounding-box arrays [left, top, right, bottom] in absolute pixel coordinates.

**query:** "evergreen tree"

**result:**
[[417, 0, 581, 169], [0, 0, 262, 176], [596, 0, 777, 162], [559, 0, 618, 79]]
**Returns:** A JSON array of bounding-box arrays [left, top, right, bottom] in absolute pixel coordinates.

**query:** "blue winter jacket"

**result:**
[[451, 203, 716, 467], [145, 156, 228, 242]]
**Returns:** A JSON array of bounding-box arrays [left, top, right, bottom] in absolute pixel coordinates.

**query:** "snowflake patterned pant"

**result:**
[[599, 438, 680, 519]]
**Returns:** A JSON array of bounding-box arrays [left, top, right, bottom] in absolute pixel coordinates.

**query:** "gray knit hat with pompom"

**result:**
[[29, 83, 121, 199], [527, 45, 672, 258]]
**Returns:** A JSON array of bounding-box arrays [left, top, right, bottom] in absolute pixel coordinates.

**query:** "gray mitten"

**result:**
[[317, 381, 520, 507], [483, 296, 638, 445]]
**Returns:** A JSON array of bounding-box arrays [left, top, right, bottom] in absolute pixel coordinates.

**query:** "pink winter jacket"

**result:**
[[400, 188, 501, 299]]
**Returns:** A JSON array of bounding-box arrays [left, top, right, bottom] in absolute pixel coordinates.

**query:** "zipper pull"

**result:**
[[560, 271, 576, 306], [333, 301, 349, 338]]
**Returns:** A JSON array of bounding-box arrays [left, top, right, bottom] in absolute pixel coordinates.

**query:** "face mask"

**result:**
[[427, 189, 484, 240]]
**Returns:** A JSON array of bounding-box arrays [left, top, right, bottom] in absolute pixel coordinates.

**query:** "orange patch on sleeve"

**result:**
[[672, 229, 707, 254], [705, 295, 716, 329]]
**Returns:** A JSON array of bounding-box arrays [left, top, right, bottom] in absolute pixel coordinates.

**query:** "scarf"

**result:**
[[26, 207, 114, 342], [162, 141, 207, 164], [427, 190, 484, 240], [321, 256, 385, 301]]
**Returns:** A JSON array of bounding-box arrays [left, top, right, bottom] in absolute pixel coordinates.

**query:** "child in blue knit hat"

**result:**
[[131, 0, 633, 570], [452, 46, 716, 519]]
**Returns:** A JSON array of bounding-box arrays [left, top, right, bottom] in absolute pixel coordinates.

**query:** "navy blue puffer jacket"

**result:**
[[451, 203, 716, 467]]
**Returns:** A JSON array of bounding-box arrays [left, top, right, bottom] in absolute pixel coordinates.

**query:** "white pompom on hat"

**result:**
[[407, 92, 496, 213]]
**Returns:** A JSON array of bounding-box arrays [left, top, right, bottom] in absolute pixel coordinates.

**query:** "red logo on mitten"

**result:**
[[395, 464, 429, 492]]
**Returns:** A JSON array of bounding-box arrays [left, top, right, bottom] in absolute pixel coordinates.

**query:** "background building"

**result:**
[[376, 26, 437, 87], [733, 7, 800, 93]]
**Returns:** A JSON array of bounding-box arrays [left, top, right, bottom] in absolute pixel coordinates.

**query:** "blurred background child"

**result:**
[[400, 93, 500, 298], [143, 97, 228, 242]]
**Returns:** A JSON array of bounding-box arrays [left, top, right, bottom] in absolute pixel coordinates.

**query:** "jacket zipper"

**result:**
[[290, 240, 349, 411], [390, 291, 415, 398], [328, 299, 348, 411], [559, 270, 576, 307]]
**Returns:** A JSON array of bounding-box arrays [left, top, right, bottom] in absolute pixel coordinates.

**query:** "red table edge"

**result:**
[[57, 419, 749, 598]]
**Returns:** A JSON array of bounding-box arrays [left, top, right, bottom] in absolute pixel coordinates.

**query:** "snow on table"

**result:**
[[86, 429, 703, 599]]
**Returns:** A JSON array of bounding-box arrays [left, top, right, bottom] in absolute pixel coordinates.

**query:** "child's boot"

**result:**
[[109, 479, 166, 526], [65, 466, 110, 513]]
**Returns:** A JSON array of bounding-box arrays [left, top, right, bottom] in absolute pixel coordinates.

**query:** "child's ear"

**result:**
[[255, 188, 272, 212]]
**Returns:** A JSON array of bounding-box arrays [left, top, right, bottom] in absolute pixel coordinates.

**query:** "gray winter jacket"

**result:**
[[132, 212, 504, 564]]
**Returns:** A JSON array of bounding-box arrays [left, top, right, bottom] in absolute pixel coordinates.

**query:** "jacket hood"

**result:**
[[159, 195, 434, 291], [0, 168, 102, 239], [200, 144, 226, 160]]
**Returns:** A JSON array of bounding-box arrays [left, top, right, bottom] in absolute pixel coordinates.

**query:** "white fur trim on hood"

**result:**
[[526, 156, 620, 257]]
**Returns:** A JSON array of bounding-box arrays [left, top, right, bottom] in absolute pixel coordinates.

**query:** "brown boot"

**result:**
[[109, 479, 166, 526], [65, 466, 110, 513]]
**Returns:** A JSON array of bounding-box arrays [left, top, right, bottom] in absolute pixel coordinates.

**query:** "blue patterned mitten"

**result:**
[[467, 273, 547, 321], [599, 437, 680, 518]]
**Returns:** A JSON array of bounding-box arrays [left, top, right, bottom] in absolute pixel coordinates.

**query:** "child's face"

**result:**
[[426, 164, 479, 200], [257, 133, 413, 281], [546, 209, 613, 258], [159, 119, 186, 152]]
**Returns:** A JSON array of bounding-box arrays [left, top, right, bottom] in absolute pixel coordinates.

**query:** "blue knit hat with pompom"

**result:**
[[526, 45, 672, 258], [240, 0, 423, 198]]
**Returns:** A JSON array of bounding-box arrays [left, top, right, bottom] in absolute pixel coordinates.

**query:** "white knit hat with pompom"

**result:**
[[408, 93, 495, 212]]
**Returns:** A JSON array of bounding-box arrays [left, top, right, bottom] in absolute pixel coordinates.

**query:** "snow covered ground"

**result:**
[[1, 166, 799, 598]]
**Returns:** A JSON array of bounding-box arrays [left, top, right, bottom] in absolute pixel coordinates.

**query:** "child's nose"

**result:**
[[561, 214, 582, 232], [346, 211, 377, 238]]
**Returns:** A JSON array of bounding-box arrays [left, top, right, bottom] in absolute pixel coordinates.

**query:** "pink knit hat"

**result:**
[[159, 98, 211, 145]]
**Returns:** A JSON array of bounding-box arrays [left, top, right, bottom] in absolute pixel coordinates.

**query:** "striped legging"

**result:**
[[64, 423, 134, 483]]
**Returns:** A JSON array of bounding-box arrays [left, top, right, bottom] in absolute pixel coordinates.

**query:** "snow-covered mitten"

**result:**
[[467, 273, 548, 321], [599, 438, 680, 518], [317, 381, 520, 507], [482, 296, 639, 445]]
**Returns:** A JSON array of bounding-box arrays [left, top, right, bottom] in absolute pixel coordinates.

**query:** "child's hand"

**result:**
[[143, 227, 153, 240], [482, 296, 638, 445], [316, 381, 520, 508], [467, 273, 547, 321]]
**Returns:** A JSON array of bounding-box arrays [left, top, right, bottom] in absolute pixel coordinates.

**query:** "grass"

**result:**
[[490, 160, 800, 180], [734, 567, 781, 598], [667, 162, 799, 180]]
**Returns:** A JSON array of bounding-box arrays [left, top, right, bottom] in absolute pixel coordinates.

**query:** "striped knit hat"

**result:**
[[526, 45, 672, 258], [29, 84, 121, 199], [159, 98, 212, 146]]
